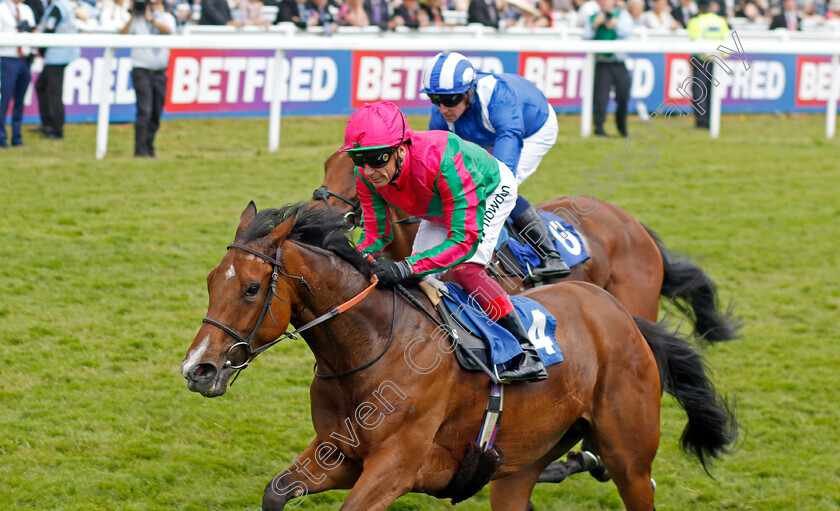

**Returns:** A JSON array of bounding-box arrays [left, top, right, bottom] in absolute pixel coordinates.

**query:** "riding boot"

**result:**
[[496, 311, 548, 382], [512, 206, 571, 279]]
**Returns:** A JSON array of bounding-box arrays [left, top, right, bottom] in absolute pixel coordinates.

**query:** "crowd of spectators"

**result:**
[[27, 0, 840, 33]]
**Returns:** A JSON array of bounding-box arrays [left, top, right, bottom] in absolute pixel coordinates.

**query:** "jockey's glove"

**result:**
[[374, 260, 413, 287]]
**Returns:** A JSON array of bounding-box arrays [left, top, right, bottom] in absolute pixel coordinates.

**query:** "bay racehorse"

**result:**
[[312, 151, 739, 343], [181, 202, 737, 511]]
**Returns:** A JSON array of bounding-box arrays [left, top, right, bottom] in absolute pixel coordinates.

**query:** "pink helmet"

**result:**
[[340, 102, 413, 153]]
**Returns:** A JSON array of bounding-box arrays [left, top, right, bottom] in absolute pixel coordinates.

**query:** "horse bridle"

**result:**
[[202, 243, 302, 371], [201, 242, 385, 379], [312, 186, 362, 227]]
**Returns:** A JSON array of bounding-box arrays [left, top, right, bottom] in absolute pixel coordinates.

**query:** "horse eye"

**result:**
[[245, 283, 261, 297]]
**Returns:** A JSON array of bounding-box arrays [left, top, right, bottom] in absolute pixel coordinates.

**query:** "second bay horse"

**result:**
[[312, 151, 739, 343]]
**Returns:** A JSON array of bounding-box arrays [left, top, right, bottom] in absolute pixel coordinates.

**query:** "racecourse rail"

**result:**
[[3, 32, 839, 159]]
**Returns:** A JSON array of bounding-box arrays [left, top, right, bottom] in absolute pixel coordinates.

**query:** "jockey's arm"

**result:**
[[406, 153, 481, 275], [488, 83, 526, 174], [356, 173, 394, 254]]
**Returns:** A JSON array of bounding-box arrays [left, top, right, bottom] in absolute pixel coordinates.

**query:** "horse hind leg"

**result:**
[[585, 385, 660, 510]]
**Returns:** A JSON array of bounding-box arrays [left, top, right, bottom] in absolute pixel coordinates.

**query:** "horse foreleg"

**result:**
[[490, 455, 555, 511], [262, 437, 361, 511], [339, 443, 431, 511]]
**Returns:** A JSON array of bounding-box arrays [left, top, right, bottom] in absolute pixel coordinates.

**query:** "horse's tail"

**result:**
[[635, 316, 738, 474], [643, 225, 741, 343]]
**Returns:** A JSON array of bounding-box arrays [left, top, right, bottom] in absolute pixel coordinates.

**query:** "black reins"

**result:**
[[313, 288, 397, 379]]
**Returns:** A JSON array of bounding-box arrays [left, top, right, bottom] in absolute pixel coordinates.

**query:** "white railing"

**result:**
[[2, 32, 838, 158]]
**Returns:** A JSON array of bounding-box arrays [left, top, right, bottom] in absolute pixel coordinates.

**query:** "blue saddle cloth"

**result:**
[[496, 210, 590, 271], [441, 282, 564, 367]]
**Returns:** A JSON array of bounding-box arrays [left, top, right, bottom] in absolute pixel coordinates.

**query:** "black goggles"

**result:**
[[348, 147, 395, 169], [428, 93, 465, 107]]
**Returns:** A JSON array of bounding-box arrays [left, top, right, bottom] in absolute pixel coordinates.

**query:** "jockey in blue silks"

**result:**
[[421, 52, 570, 279]]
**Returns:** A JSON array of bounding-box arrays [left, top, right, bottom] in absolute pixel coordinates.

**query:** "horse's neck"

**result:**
[[289, 245, 405, 383]]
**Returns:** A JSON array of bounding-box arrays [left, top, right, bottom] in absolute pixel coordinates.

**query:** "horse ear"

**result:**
[[268, 217, 295, 247], [234, 201, 257, 243]]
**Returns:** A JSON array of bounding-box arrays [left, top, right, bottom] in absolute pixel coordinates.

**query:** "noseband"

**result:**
[[312, 186, 362, 227]]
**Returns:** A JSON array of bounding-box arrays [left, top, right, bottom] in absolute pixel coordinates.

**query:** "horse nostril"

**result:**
[[188, 363, 217, 382]]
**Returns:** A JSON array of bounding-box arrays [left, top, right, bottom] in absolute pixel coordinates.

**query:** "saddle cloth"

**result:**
[[494, 211, 590, 277], [422, 281, 564, 373]]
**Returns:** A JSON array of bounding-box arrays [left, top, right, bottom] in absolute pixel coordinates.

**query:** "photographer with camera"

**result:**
[[582, 0, 633, 137], [120, 0, 175, 157], [33, 0, 80, 141], [0, 0, 36, 147]]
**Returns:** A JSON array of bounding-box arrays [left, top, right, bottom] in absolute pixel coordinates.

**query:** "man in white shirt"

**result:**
[[120, 0, 175, 157], [0, 0, 36, 147]]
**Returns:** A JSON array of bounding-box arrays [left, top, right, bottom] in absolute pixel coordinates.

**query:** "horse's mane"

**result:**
[[242, 203, 372, 275]]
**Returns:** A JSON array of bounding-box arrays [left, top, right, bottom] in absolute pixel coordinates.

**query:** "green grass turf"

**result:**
[[1, 113, 838, 510]]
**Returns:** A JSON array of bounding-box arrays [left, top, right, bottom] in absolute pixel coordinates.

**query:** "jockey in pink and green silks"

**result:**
[[340, 101, 547, 383]]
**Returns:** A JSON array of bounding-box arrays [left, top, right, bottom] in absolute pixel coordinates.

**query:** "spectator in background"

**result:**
[[24, 0, 46, 23], [199, 0, 243, 25], [338, 0, 370, 25], [527, 0, 553, 27], [0, 0, 36, 148], [770, 0, 801, 28], [121, 0, 175, 157], [164, 0, 192, 24], [583, 0, 633, 137], [627, 0, 646, 25], [35, 0, 79, 141], [275, 0, 307, 26], [425, 0, 450, 24], [826, 0, 840, 19], [735, 0, 767, 22], [239, 0, 269, 26], [800, 1, 820, 20], [672, 0, 697, 26], [394, 0, 431, 27], [686, 0, 728, 129], [577, 0, 600, 25], [467, 0, 500, 27], [644, 0, 680, 28], [366, 0, 398, 30], [305, 0, 338, 32], [98, 0, 130, 30], [709, 0, 727, 16], [70, 0, 94, 30]]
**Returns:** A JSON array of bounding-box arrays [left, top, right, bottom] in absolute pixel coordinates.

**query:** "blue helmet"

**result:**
[[420, 52, 477, 95]]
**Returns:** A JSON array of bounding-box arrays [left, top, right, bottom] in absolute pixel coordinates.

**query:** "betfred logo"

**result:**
[[166, 49, 338, 112], [520, 53, 585, 106], [718, 59, 785, 101], [796, 56, 838, 107], [666, 54, 786, 104], [351, 52, 504, 108], [664, 54, 691, 105], [521, 53, 655, 106]]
